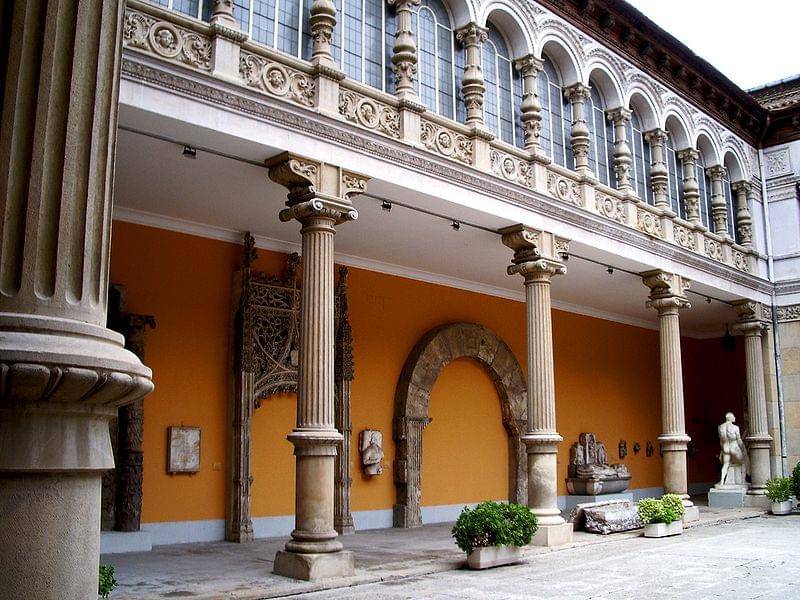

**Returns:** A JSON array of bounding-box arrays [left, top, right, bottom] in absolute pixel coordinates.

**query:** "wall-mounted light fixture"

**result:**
[[182, 145, 197, 159]]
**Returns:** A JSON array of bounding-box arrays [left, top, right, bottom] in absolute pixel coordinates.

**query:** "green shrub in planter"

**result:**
[[99, 564, 118, 599], [765, 477, 793, 502], [452, 501, 537, 554], [792, 462, 800, 500], [637, 494, 685, 525]]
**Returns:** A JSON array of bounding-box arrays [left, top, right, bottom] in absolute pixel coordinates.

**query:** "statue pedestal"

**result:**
[[743, 494, 771, 510], [708, 485, 746, 509]]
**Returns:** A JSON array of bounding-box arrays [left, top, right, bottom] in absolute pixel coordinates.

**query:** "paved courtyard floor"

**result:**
[[107, 507, 797, 599]]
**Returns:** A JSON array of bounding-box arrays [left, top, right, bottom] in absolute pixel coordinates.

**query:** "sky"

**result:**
[[624, 0, 800, 90]]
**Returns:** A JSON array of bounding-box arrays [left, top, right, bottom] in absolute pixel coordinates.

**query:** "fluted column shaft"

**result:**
[[732, 181, 753, 245], [564, 84, 591, 173], [456, 23, 488, 127], [732, 301, 773, 496], [707, 165, 728, 235], [608, 108, 633, 193], [677, 149, 701, 224], [388, 0, 420, 97], [644, 129, 670, 210], [642, 271, 695, 517], [0, 2, 153, 597], [514, 56, 544, 151]]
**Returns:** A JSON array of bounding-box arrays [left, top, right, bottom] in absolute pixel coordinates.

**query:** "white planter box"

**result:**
[[643, 521, 683, 538], [467, 545, 522, 569], [772, 500, 793, 515]]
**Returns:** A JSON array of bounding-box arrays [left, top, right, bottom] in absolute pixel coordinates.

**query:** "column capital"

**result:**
[[707, 164, 725, 180], [607, 107, 632, 125], [514, 54, 544, 76], [266, 153, 368, 224], [642, 270, 691, 311], [676, 148, 699, 163], [731, 180, 753, 194], [500, 225, 568, 281], [643, 128, 668, 145], [731, 300, 769, 335], [455, 22, 488, 46], [387, 0, 421, 6], [564, 83, 591, 102]]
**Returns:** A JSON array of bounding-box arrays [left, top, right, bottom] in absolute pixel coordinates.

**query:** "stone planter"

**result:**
[[466, 545, 522, 569], [643, 521, 683, 538], [771, 500, 793, 515]]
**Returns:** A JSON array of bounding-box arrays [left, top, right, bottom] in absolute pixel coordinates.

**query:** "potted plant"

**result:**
[[637, 493, 685, 538], [766, 477, 793, 515], [452, 501, 537, 569], [791, 462, 800, 505], [99, 564, 118, 599]]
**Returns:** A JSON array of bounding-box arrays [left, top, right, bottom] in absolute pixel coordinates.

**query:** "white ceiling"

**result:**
[[113, 105, 744, 338]]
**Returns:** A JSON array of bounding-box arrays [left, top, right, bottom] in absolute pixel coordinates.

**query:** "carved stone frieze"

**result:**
[[673, 225, 696, 250], [239, 52, 315, 107], [732, 249, 750, 273], [636, 209, 662, 238], [489, 150, 533, 188], [339, 90, 400, 138], [595, 194, 626, 224], [547, 173, 583, 207], [772, 304, 800, 322], [704, 238, 724, 262], [420, 120, 472, 164], [123, 9, 212, 71]]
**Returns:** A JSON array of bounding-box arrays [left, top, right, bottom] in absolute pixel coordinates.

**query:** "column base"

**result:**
[[743, 494, 771, 510], [273, 550, 354, 581], [531, 522, 573, 547], [707, 487, 746, 509], [683, 505, 700, 523]]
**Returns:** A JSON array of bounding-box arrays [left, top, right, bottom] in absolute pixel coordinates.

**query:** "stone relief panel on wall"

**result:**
[[168, 426, 201, 473], [359, 430, 384, 476]]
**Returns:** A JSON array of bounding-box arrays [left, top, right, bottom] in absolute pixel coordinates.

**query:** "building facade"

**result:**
[[1, 0, 798, 595]]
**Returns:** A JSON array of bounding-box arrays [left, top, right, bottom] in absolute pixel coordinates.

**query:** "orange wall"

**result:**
[[110, 222, 738, 524]]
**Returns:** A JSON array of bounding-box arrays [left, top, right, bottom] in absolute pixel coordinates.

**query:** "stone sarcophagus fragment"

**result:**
[[566, 432, 631, 495]]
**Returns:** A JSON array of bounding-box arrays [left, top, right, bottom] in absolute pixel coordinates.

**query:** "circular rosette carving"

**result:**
[[149, 22, 183, 59], [262, 64, 291, 96]]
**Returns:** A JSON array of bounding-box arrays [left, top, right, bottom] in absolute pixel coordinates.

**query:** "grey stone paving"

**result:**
[[299, 516, 798, 600]]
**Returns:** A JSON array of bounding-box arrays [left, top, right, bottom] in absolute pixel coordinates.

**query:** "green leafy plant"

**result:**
[[99, 564, 118, 599], [637, 494, 686, 525], [451, 501, 537, 554], [765, 477, 793, 502], [792, 462, 800, 501]]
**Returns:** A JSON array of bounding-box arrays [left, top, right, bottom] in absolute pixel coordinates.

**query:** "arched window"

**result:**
[[695, 151, 712, 229], [664, 134, 683, 216], [627, 110, 652, 204], [482, 25, 524, 148], [586, 85, 614, 187], [537, 56, 570, 168]]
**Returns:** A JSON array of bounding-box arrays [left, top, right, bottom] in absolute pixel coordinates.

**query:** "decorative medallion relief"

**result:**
[[547, 173, 583, 207], [673, 225, 696, 250], [489, 150, 533, 188], [704, 238, 724, 262], [636, 209, 662, 238], [239, 52, 315, 107], [732, 249, 750, 273], [764, 148, 791, 179], [595, 194, 626, 223], [420, 120, 473, 165], [339, 90, 400, 139], [123, 9, 212, 71]]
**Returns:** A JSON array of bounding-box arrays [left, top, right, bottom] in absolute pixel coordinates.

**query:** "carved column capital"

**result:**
[[642, 270, 691, 313], [731, 300, 769, 336], [676, 148, 699, 163], [455, 22, 489, 46], [607, 107, 632, 126], [643, 128, 668, 146], [500, 225, 568, 282], [731, 180, 753, 194], [514, 54, 544, 76], [707, 164, 725, 181], [563, 83, 591, 103]]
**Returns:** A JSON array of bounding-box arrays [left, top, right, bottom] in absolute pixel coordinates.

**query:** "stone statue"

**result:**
[[717, 412, 748, 487], [359, 429, 384, 476], [567, 433, 631, 495]]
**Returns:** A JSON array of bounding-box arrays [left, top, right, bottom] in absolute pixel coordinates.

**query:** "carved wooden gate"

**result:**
[[226, 233, 354, 542]]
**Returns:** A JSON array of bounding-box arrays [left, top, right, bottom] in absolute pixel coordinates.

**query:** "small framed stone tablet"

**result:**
[[168, 426, 201, 473]]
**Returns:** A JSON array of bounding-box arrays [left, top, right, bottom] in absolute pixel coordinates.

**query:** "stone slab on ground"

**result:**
[[708, 487, 745, 508], [561, 492, 634, 513], [583, 504, 641, 535], [567, 499, 632, 531]]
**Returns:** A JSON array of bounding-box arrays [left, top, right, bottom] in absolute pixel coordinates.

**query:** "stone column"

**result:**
[[309, 0, 345, 118], [644, 129, 670, 211], [732, 181, 753, 245], [0, 2, 153, 598], [564, 84, 592, 175], [514, 55, 544, 152], [732, 301, 773, 505], [456, 23, 488, 127], [677, 149, 701, 224], [707, 165, 728, 235], [500, 226, 573, 547], [641, 271, 699, 522], [608, 108, 633, 194], [267, 154, 367, 580], [388, 0, 420, 99]]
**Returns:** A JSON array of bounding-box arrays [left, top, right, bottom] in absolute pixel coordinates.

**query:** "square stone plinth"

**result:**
[[708, 487, 746, 509], [744, 494, 772, 510], [532, 522, 573, 547], [683, 505, 700, 523], [273, 550, 354, 581]]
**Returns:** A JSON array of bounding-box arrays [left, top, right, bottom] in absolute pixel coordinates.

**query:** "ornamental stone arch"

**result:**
[[392, 322, 528, 528]]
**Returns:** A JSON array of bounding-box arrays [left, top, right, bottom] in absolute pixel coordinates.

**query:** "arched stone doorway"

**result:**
[[393, 323, 528, 528]]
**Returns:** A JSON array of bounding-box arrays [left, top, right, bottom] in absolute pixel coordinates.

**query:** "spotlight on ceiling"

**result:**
[[706, 296, 712, 304], [381, 200, 392, 212], [182, 145, 197, 159], [606, 266, 614, 274], [560, 252, 570, 262], [451, 220, 461, 231]]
